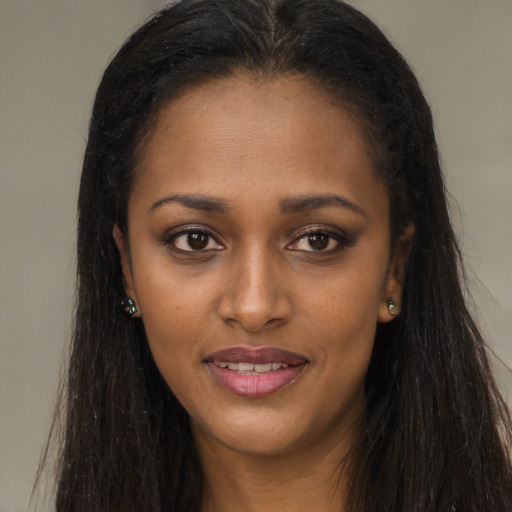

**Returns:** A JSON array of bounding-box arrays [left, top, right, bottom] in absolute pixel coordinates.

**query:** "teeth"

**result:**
[[254, 363, 272, 373], [214, 361, 291, 373]]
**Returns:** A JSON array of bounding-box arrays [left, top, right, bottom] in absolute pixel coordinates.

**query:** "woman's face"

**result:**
[[116, 74, 406, 458]]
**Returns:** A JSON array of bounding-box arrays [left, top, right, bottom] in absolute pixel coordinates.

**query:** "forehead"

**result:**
[[131, 73, 387, 220], [138, 73, 373, 167]]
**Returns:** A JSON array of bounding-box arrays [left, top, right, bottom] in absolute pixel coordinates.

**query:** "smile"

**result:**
[[213, 361, 290, 374], [205, 346, 308, 398]]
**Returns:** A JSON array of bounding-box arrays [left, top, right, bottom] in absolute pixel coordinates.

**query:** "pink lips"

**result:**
[[205, 346, 308, 398]]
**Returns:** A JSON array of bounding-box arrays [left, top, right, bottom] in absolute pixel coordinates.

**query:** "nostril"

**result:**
[[217, 258, 292, 331], [218, 295, 291, 332]]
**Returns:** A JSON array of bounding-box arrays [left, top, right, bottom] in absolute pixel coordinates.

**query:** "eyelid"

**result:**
[[161, 225, 224, 252], [287, 226, 349, 252], [159, 224, 350, 254]]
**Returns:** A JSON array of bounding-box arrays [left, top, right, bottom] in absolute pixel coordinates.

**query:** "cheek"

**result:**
[[304, 256, 387, 336], [135, 250, 216, 322], [133, 267, 215, 367], [314, 298, 377, 379], [304, 300, 376, 423], [303, 255, 387, 376]]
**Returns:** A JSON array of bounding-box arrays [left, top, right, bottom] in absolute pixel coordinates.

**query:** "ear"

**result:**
[[378, 222, 415, 323], [113, 224, 141, 317]]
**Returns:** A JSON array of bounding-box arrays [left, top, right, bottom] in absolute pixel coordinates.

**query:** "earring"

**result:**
[[386, 298, 397, 316], [121, 297, 138, 317]]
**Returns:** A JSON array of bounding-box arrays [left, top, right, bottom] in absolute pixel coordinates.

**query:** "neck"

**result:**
[[195, 423, 360, 512]]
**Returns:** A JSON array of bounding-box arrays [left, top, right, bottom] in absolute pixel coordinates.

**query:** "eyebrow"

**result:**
[[150, 194, 229, 213], [149, 192, 365, 217], [280, 194, 366, 217]]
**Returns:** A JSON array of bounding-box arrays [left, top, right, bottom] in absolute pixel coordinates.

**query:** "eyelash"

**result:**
[[161, 226, 350, 254], [163, 227, 223, 253], [287, 227, 349, 253]]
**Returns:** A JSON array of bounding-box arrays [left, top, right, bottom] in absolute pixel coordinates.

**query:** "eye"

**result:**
[[169, 229, 223, 252], [288, 229, 346, 252]]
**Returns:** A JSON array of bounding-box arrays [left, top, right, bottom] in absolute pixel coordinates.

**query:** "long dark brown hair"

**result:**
[[42, 0, 512, 510]]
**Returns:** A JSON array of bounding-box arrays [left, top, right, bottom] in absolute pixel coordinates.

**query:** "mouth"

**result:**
[[204, 346, 308, 398], [212, 361, 291, 374]]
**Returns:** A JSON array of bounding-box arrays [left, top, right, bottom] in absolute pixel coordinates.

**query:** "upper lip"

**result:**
[[206, 346, 308, 365]]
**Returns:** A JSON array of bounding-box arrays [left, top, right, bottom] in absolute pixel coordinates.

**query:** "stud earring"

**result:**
[[386, 298, 397, 316], [120, 297, 138, 317]]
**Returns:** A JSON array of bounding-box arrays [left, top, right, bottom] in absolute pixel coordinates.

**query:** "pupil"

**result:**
[[308, 234, 328, 250], [188, 232, 208, 250]]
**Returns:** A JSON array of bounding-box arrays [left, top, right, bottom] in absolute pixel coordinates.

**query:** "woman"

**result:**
[[47, 0, 512, 510]]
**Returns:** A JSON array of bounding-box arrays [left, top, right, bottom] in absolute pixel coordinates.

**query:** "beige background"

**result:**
[[1, 1, 510, 511]]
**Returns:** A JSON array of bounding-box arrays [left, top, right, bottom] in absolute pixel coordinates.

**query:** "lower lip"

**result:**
[[206, 362, 306, 398]]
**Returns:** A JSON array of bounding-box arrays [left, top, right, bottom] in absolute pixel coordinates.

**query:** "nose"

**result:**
[[218, 249, 292, 332]]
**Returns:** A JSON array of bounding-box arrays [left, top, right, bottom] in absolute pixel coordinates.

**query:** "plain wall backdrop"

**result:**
[[0, 1, 510, 511]]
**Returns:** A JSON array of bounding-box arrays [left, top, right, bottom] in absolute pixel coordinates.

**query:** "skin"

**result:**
[[114, 73, 413, 512]]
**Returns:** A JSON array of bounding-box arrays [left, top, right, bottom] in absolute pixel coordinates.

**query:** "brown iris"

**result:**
[[188, 232, 209, 250], [308, 234, 329, 250]]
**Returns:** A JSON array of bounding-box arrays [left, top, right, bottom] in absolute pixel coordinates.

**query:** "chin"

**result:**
[[190, 399, 362, 459], [195, 420, 310, 457]]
